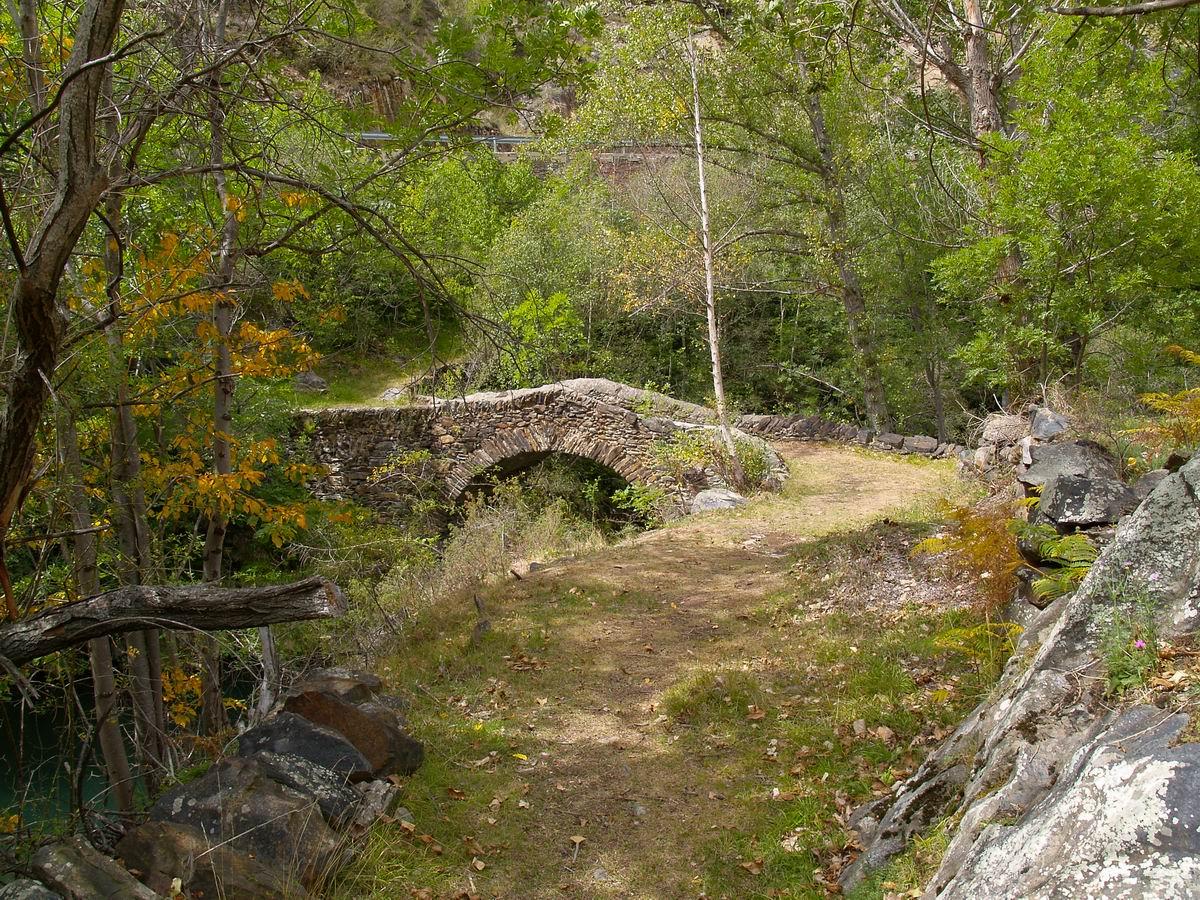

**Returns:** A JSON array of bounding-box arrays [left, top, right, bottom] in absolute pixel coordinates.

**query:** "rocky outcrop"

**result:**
[[843, 456, 1200, 897], [690, 487, 746, 513]]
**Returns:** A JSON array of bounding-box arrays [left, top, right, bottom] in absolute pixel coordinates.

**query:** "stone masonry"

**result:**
[[302, 382, 785, 518]]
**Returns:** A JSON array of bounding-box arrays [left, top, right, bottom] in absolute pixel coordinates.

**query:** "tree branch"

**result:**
[[1050, 0, 1200, 14]]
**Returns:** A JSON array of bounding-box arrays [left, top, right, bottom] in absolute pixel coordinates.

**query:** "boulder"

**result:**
[[252, 751, 361, 828], [972, 445, 995, 473], [349, 779, 407, 831], [283, 689, 424, 777], [289, 668, 383, 706], [902, 435, 939, 455], [937, 706, 1200, 899], [1018, 439, 1119, 489], [149, 757, 347, 885], [690, 488, 746, 513], [981, 413, 1028, 446], [0, 880, 62, 899], [293, 371, 328, 393], [1030, 407, 1069, 441], [237, 712, 373, 779], [1040, 473, 1137, 527], [876, 432, 905, 450], [844, 455, 1200, 894], [117, 821, 302, 900], [32, 838, 158, 900]]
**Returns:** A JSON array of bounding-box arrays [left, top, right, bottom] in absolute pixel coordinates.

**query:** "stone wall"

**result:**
[[302, 382, 787, 518]]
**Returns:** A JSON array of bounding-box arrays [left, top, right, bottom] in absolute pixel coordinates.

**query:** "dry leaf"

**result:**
[[518, 799, 530, 809], [411, 890, 434, 900], [740, 858, 764, 875], [448, 787, 467, 800], [471, 857, 486, 871], [746, 705, 766, 721]]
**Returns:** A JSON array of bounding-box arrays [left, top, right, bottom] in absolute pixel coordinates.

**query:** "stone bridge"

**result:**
[[302, 380, 787, 518]]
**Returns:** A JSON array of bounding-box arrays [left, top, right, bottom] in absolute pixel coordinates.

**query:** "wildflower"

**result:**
[[1134, 639, 1147, 650]]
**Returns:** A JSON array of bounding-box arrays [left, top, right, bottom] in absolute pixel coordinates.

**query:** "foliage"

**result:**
[[494, 291, 586, 388], [1012, 522, 1099, 602], [1135, 346, 1200, 452], [934, 620, 1023, 681], [1098, 579, 1160, 696], [913, 503, 1024, 611], [653, 428, 771, 490]]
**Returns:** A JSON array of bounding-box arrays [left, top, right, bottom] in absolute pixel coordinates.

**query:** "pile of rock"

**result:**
[[843, 454, 1200, 896], [2, 669, 422, 900]]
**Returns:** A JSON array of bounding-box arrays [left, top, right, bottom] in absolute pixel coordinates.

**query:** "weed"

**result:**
[[913, 502, 1024, 612], [1097, 577, 1160, 696]]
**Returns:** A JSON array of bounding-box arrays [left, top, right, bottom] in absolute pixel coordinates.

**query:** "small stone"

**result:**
[[691, 488, 746, 514], [33, 838, 157, 900], [293, 371, 328, 393], [1030, 407, 1069, 440]]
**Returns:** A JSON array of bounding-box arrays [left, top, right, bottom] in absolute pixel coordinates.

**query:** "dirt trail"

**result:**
[[353, 444, 967, 899], [487, 447, 954, 895]]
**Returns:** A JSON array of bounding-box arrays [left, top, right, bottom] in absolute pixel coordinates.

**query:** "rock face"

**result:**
[[690, 488, 746, 513], [293, 371, 328, 393], [117, 821, 301, 900], [939, 707, 1200, 900], [844, 456, 1200, 896], [1018, 439, 1118, 489], [1030, 407, 1069, 441], [1039, 473, 1136, 527], [0, 880, 62, 900]]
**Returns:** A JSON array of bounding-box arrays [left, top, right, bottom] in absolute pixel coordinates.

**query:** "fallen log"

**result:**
[[0, 576, 347, 667]]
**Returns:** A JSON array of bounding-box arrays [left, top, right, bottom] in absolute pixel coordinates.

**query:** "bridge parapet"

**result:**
[[302, 382, 785, 520]]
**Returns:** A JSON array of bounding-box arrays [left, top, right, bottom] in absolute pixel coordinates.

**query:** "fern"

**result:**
[[914, 502, 1027, 611], [1010, 521, 1098, 601]]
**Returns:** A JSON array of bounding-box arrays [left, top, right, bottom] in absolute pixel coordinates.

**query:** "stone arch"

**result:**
[[443, 423, 667, 501]]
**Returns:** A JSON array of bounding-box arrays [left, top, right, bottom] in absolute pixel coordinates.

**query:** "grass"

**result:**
[[292, 326, 463, 408], [323, 444, 1002, 898]]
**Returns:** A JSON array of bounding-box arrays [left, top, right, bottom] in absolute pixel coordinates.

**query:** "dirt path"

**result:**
[[340, 445, 976, 900]]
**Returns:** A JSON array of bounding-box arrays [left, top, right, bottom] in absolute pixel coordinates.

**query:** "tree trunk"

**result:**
[[0, 576, 347, 667], [796, 52, 893, 433], [59, 414, 135, 814], [687, 33, 746, 487], [962, 0, 1004, 169], [0, 0, 127, 620]]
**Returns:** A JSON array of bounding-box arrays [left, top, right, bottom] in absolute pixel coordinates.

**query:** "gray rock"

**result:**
[[1040, 473, 1137, 527], [939, 707, 1200, 899], [902, 435, 939, 454], [149, 757, 347, 885], [844, 456, 1200, 894], [973, 444, 995, 472], [350, 780, 406, 830], [0, 879, 62, 900], [378, 386, 406, 403], [877, 432, 905, 450], [237, 711, 373, 779], [1018, 439, 1119, 489], [1030, 407, 1070, 440], [690, 488, 746, 513], [252, 751, 361, 827], [117, 821, 301, 899], [32, 838, 158, 900], [981, 413, 1029, 446], [293, 370, 328, 393], [1132, 468, 1168, 502]]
